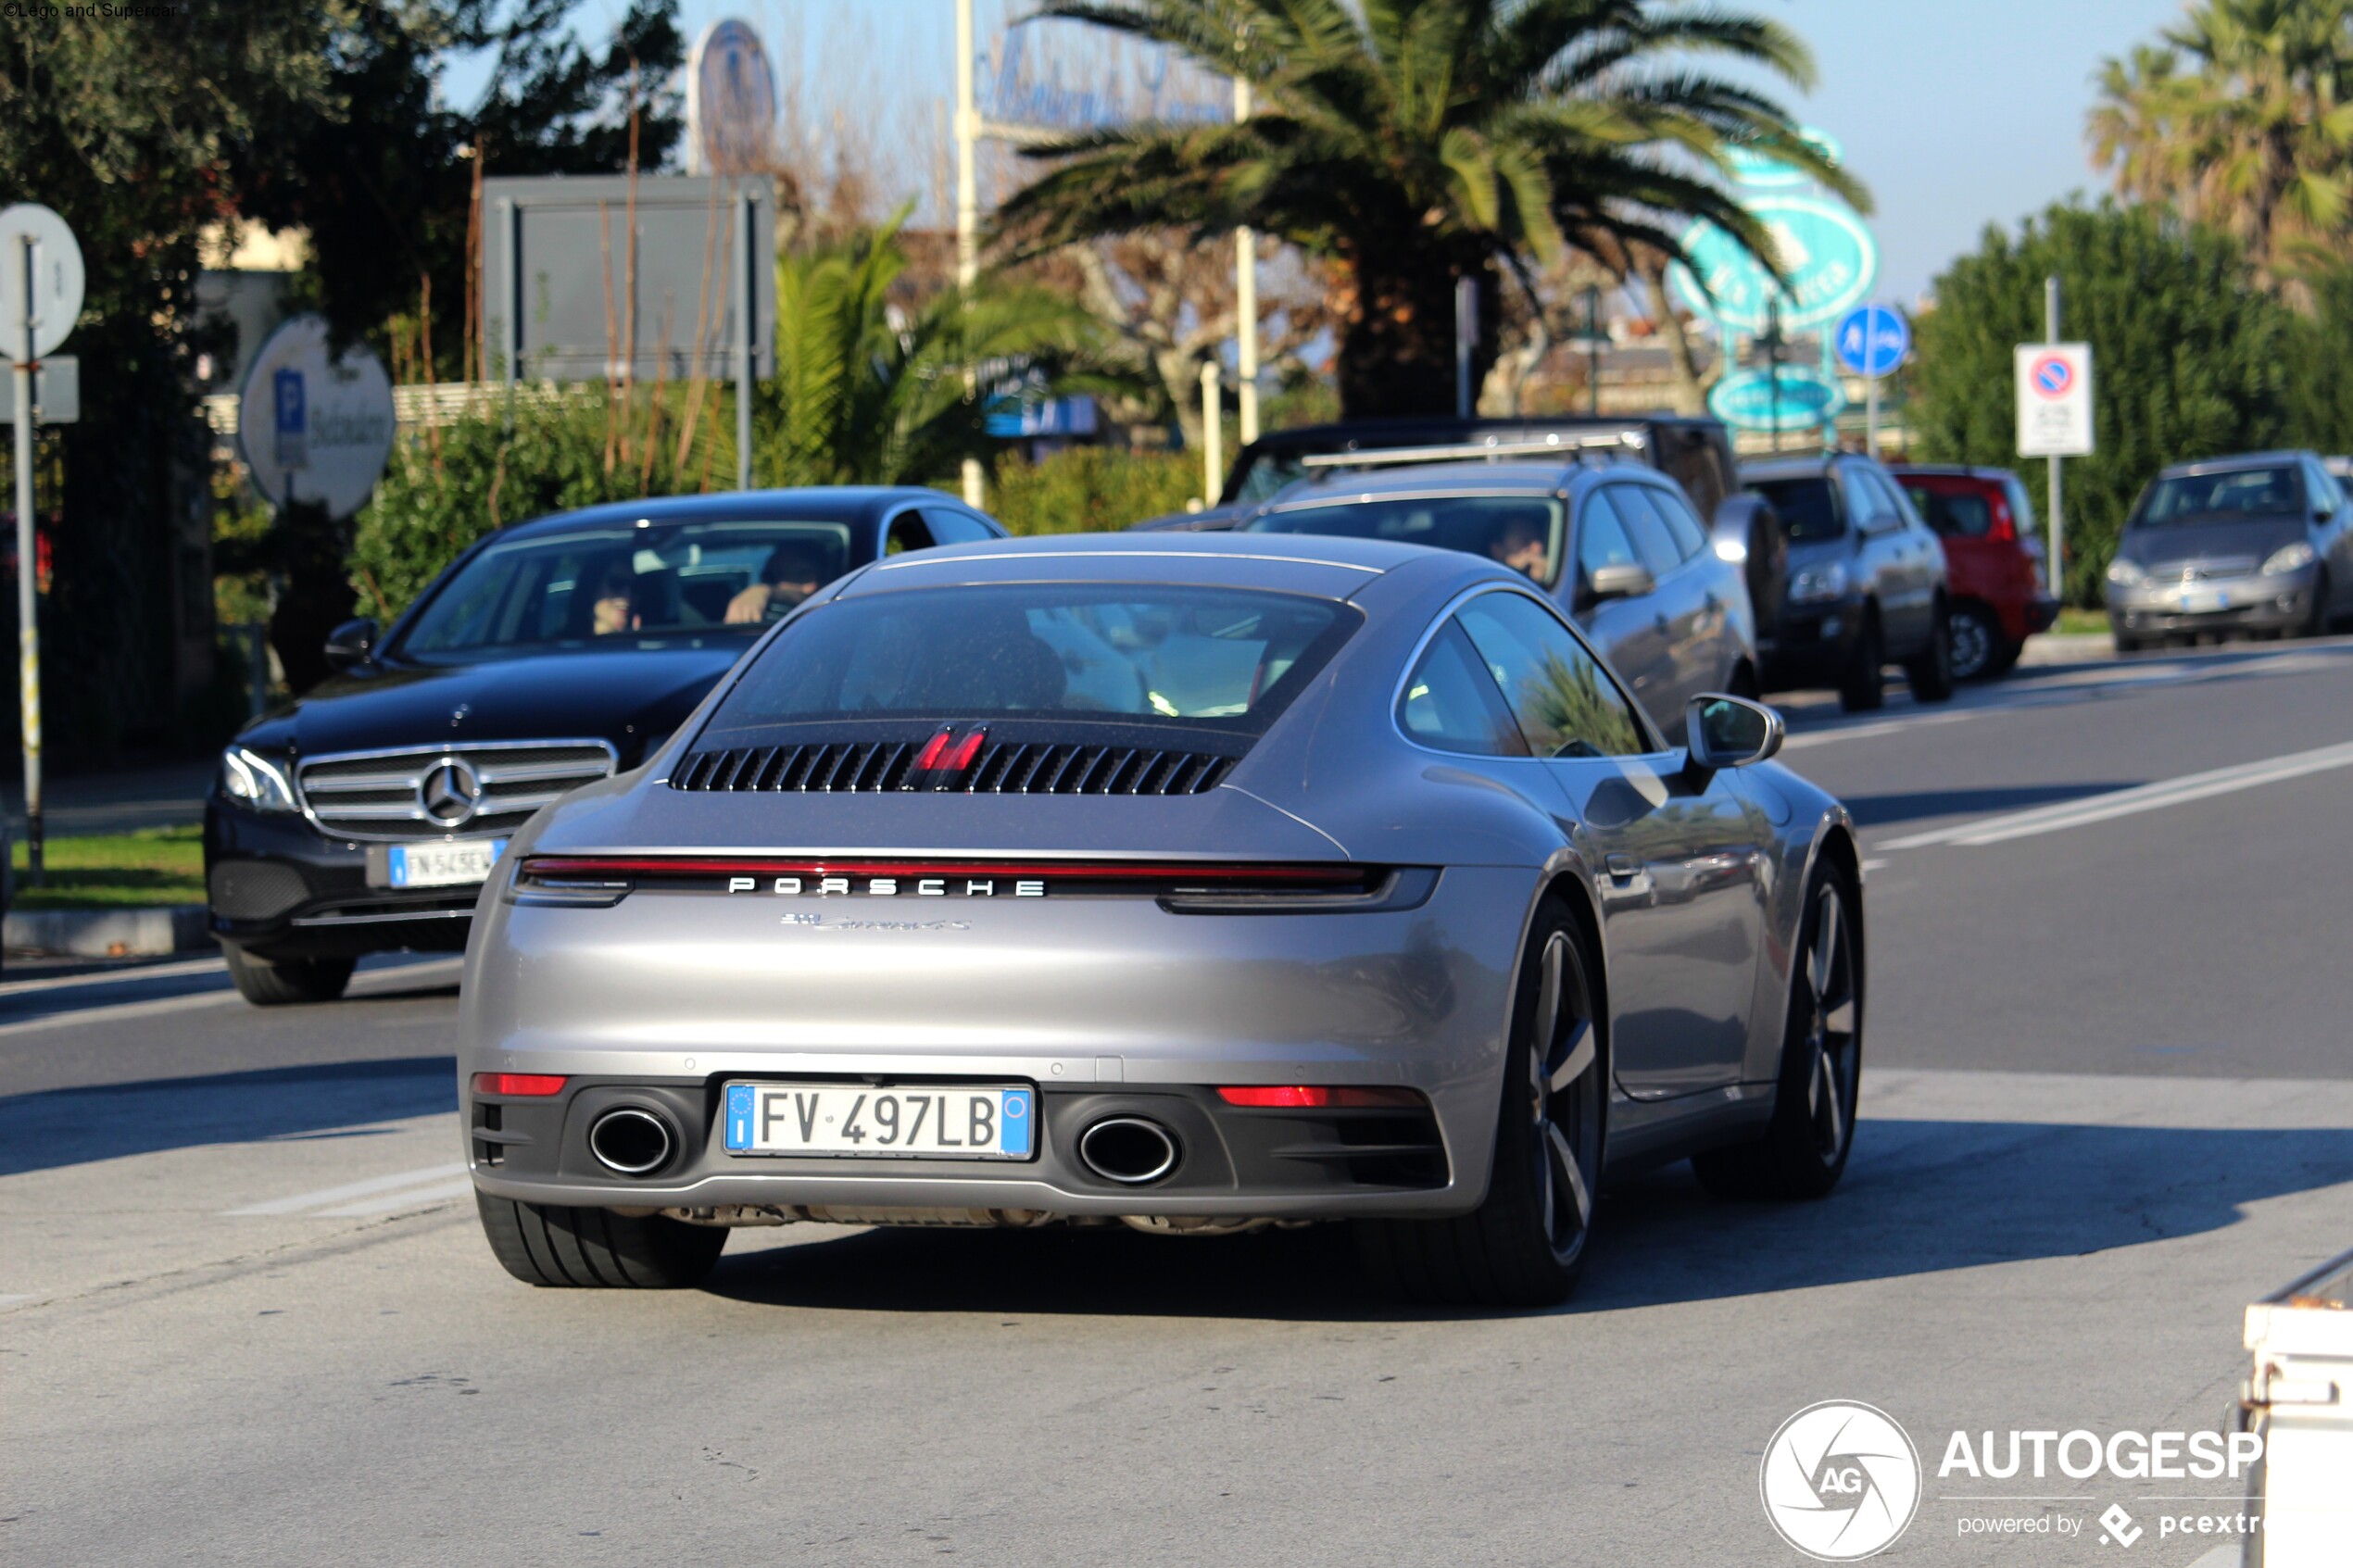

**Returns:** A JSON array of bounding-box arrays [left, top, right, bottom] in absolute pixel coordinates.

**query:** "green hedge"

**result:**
[[988, 446, 1200, 535]]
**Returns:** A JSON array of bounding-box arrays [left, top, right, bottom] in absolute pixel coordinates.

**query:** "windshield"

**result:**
[[2133, 467, 2305, 526], [1747, 477, 1843, 542], [1229, 450, 1311, 506], [396, 520, 857, 660], [698, 584, 1357, 746], [1247, 495, 1564, 585]]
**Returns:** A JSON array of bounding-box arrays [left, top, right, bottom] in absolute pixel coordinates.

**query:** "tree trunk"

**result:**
[[1639, 255, 1715, 417], [1334, 255, 1499, 420]]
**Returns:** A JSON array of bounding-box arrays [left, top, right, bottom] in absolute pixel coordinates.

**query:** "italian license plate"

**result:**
[[723, 1082, 1036, 1160], [386, 837, 507, 888], [2178, 589, 2230, 612]]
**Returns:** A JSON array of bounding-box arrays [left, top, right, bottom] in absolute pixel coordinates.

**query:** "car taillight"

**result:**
[[1215, 1085, 1427, 1109], [472, 1073, 568, 1097], [1989, 494, 2016, 542]]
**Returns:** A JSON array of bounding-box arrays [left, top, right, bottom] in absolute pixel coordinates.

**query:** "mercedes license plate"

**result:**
[[386, 837, 507, 888], [723, 1083, 1036, 1160]]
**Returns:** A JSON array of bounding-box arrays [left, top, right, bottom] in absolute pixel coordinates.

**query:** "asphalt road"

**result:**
[[6, 640, 2350, 1566]]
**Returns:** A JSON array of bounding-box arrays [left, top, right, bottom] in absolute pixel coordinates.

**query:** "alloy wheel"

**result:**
[[1948, 608, 1995, 681], [1797, 884, 1860, 1163], [1529, 931, 1602, 1262]]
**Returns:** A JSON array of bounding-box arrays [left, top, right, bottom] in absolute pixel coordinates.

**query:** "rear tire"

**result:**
[[475, 1192, 727, 1288], [1946, 603, 2003, 682], [1905, 604, 1957, 702], [1692, 861, 1862, 1201], [2302, 571, 2332, 638], [1837, 616, 1885, 712], [222, 944, 355, 1006], [1356, 905, 1604, 1308]]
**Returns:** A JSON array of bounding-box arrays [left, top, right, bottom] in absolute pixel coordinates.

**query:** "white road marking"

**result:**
[[227, 1162, 467, 1217], [1860, 859, 1888, 872], [0, 956, 226, 998], [317, 1180, 473, 1218], [0, 957, 463, 1040], [1877, 739, 2353, 850]]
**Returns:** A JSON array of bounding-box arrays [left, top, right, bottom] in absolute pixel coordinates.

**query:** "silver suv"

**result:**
[[1241, 457, 1758, 736]]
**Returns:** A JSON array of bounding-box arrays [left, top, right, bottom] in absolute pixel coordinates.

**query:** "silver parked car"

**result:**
[[461, 533, 1865, 1307], [2107, 452, 2353, 651], [1239, 458, 1760, 738]]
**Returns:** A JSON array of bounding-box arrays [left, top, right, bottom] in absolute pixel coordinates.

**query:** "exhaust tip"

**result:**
[[588, 1106, 677, 1176], [1077, 1117, 1179, 1185]]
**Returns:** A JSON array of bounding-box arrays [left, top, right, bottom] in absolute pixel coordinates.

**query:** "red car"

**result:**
[[1887, 464, 2059, 680]]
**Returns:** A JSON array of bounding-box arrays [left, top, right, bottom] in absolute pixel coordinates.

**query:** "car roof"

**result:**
[[1260, 458, 1632, 504], [498, 486, 954, 539], [2157, 450, 2316, 479], [1740, 454, 1857, 482], [1883, 463, 2018, 483], [1239, 415, 1712, 458], [834, 528, 1516, 603]]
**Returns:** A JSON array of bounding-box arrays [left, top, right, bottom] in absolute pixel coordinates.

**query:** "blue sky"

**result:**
[[483, 0, 2192, 305]]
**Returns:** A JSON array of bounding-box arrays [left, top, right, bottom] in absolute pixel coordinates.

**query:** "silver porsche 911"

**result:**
[[461, 533, 1864, 1307]]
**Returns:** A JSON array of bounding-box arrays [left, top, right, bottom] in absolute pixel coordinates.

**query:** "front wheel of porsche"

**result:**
[[1356, 909, 1604, 1308], [1692, 862, 1862, 1201]]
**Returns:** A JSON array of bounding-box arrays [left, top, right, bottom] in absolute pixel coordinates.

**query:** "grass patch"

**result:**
[[2054, 607, 2110, 636], [8, 825, 206, 909]]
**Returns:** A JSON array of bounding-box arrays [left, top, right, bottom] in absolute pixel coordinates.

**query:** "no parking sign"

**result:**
[[2016, 343, 2093, 456]]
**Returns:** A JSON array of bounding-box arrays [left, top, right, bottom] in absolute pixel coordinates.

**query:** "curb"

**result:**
[[2, 905, 211, 958]]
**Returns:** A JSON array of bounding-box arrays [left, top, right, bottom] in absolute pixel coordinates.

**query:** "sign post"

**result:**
[[2015, 277, 2092, 598], [1833, 304, 1909, 458], [1, 203, 85, 885]]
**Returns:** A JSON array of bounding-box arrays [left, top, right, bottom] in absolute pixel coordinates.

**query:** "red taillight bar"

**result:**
[[472, 1073, 569, 1097], [1216, 1085, 1427, 1109], [518, 855, 1371, 885]]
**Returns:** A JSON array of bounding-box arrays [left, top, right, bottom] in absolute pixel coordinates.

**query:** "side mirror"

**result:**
[[1583, 560, 1655, 605], [1685, 693, 1783, 772], [323, 617, 378, 672]]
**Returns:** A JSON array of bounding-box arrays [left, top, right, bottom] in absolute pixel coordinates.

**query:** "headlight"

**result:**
[[1788, 562, 1848, 604], [2262, 541, 2317, 576], [2106, 557, 2145, 585], [220, 746, 298, 812]]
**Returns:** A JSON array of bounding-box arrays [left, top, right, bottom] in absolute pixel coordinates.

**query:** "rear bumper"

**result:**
[[459, 864, 1544, 1220], [2014, 595, 2060, 640], [1759, 596, 1865, 689]]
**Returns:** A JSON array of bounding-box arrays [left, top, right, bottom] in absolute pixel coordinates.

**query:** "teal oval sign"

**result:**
[[1707, 366, 1847, 433], [1668, 194, 1877, 333]]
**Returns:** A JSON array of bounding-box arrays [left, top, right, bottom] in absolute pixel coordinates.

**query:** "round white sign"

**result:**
[[688, 19, 778, 175], [0, 203, 87, 359], [235, 315, 396, 519], [1759, 1400, 1922, 1561]]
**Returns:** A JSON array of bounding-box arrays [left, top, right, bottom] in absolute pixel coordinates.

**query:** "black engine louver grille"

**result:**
[[670, 742, 1235, 796]]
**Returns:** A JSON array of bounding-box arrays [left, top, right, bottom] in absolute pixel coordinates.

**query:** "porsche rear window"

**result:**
[[700, 584, 1359, 742]]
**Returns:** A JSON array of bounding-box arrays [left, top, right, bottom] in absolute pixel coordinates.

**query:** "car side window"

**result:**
[[883, 510, 937, 557], [2303, 459, 2343, 515], [1645, 485, 1709, 559], [1837, 465, 1880, 532], [921, 507, 998, 545], [1454, 592, 1649, 759], [1574, 490, 1643, 590], [1609, 485, 1685, 576], [1396, 621, 1531, 757], [1869, 471, 1926, 532]]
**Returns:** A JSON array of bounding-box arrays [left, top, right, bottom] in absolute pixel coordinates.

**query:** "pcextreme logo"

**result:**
[[1760, 1400, 1924, 1561]]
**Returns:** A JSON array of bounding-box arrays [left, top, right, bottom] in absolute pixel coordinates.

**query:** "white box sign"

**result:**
[[2016, 343, 2094, 457]]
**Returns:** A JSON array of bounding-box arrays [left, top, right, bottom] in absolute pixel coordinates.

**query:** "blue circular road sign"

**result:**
[[1833, 305, 1909, 377]]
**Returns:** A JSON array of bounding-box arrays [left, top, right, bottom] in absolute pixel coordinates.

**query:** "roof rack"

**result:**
[[1297, 433, 1645, 471]]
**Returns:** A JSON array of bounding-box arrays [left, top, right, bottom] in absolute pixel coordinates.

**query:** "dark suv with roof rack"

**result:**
[[204, 487, 1005, 1005]]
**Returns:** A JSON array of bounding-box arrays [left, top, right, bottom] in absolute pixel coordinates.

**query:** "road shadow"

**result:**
[[1837, 783, 2132, 828], [0, 1057, 454, 1176], [704, 1117, 2353, 1322]]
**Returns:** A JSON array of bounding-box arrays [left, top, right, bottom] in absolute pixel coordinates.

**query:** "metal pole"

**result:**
[[1583, 285, 1601, 416], [1453, 277, 1477, 420], [735, 185, 754, 491], [1233, 75, 1259, 447], [1864, 310, 1880, 458], [954, 0, 985, 508], [2045, 273, 2063, 599], [13, 234, 39, 884], [500, 197, 519, 431], [1200, 360, 1222, 506]]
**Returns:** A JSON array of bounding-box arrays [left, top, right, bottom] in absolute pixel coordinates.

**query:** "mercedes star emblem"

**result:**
[[419, 757, 484, 826]]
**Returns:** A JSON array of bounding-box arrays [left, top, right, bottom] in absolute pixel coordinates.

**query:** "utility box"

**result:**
[[2242, 1246, 2353, 1563]]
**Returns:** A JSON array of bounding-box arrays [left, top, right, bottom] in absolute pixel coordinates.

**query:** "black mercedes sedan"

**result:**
[[206, 486, 1007, 1003]]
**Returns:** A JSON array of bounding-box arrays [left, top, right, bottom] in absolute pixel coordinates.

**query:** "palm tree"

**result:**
[[763, 209, 1118, 486], [2093, 0, 2353, 292], [994, 0, 1865, 419]]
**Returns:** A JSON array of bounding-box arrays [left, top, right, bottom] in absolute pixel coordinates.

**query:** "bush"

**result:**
[[349, 389, 729, 620], [1909, 202, 2292, 605], [987, 446, 1201, 535]]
